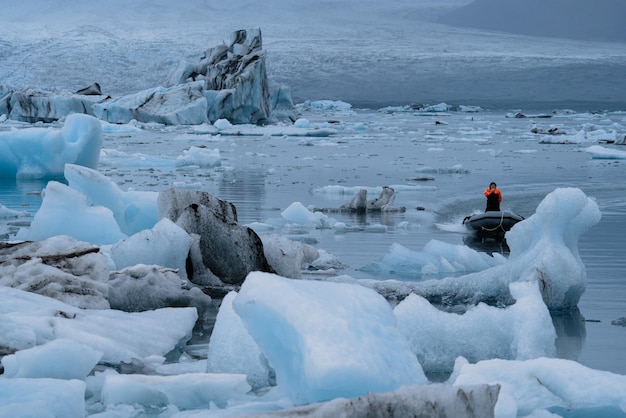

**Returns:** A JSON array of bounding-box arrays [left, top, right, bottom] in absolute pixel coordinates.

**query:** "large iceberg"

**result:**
[[232, 272, 428, 405], [0, 87, 108, 124], [0, 29, 296, 126]]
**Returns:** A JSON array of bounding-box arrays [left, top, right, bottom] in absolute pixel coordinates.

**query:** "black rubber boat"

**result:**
[[462, 211, 524, 235]]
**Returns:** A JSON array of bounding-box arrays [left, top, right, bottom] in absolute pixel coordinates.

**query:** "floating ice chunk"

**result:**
[[394, 281, 556, 372], [0, 378, 85, 418], [245, 221, 276, 233], [101, 372, 251, 410], [175, 146, 221, 168], [99, 148, 175, 169], [107, 264, 212, 314], [361, 241, 505, 279], [0, 113, 102, 179], [0, 203, 28, 219], [94, 82, 209, 125], [236, 384, 499, 418], [260, 233, 320, 278], [1, 338, 102, 380], [281, 201, 330, 228], [0, 235, 110, 309], [294, 118, 310, 128], [585, 145, 626, 159], [281, 202, 316, 223], [540, 129, 591, 144], [64, 163, 159, 235], [0, 286, 198, 364], [415, 102, 450, 112], [450, 356, 626, 417], [214, 118, 233, 130], [108, 218, 192, 278], [585, 128, 617, 142], [100, 120, 143, 134], [297, 100, 353, 112], [21, 180, 127, 245], [232, 272, 427, 405], [378, 105, 413, 113], [415, 165, 469, 174], [505, 187, 601, 309], [207, 291, 273, 391]]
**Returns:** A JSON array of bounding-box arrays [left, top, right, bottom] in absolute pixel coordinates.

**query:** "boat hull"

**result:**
[[462, 211, 524, 235]]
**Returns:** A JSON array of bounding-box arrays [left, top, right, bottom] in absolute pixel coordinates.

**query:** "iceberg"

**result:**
[[0, 113, 102, 179], [1, 338, 102, 380], [0, 378, 85, 418], [232, 272, 428, 405], [0, 29, 296, 126], [395, 281, 556, 373], [363, 188, 601, 312], [585, 144, 626, 159], [0, 286, 197, 365], [451, 357, 626, 416]]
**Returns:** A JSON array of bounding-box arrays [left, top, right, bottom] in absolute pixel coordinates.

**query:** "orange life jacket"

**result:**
[[484, 187, 502, 202]]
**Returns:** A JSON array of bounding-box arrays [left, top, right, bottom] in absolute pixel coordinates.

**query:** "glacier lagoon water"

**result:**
[[1, 107, 625, 376]]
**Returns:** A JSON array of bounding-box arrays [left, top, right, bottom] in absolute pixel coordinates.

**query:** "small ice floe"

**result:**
[[530, 125, 566, 135], [540, 129, 591, 144], [175, 146, 222, 168], [214, 122, 337, 138], [584, 145, 626, 159], [359, 240, 506, 280], [100, 120, 143, 134], [296, 100, 353, 112], [415, 165, 469, 174], [506, 111, 552, 119], [0, 203, 28, 219], [313, 186, 406, 213]]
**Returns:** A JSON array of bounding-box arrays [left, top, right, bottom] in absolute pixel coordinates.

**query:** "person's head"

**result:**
[[489, 182, 497, 190]]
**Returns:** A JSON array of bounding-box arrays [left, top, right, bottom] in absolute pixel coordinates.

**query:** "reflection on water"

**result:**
[[0, 178, 56, 241], [0, 178, 50, 215], [462, 233, 511, 256], [341, 211, 401, 229], [216, 168, 267, 222], [552, 309, 586, 362], [0, 179, 51, 239]]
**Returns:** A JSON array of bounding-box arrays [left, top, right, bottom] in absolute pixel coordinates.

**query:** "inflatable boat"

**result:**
[[462, 211, 524, 235]]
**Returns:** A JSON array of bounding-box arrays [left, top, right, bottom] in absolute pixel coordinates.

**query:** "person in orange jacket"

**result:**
[[484, 182, 502, 212]]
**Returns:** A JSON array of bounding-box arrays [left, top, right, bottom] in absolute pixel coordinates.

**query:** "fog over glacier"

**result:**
[[1, 1, 626, 418]]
